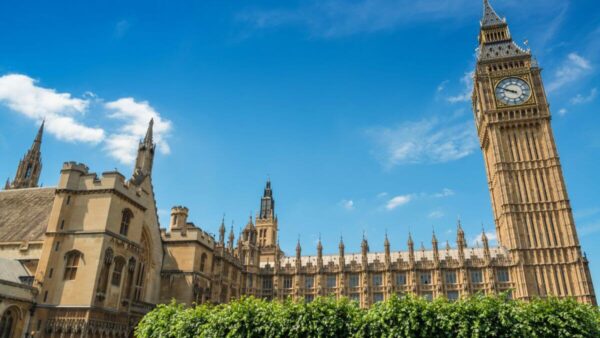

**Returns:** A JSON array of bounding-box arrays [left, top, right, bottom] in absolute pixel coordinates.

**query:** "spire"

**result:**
[[132, 119, 156, 183], [338, 235, 345, 254], [361, 232, 369, 254], [317, 234, 323, 252], [228, 224, 235, 251], [481, 0, 504, 28], [407, 232, 414, 247], [219, 215, 226, 245], [4, 178, 10, 190], [295, 236, 301, 258], [259, 178, 275, 220], [144, 118, 154, 146], [384, 231, 390, 248], [33, 119, 44, 151], [8, 121, 44, 189]]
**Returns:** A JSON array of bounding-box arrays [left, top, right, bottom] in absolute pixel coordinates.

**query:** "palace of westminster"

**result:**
[[0, 1, 596, 337]]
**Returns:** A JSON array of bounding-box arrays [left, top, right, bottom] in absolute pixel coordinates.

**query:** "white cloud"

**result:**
[[366, 118, 478, 167], [376, 192, 388, 198], [105, 98, 172, 164], [339, 199, 355, 211], [471, 231, 497, 246], [386, 195, 412, 210], [547, 53, 592, 92], [558, 108, 568, 116], [0, 74, 104, 143], [570, 88, 597, 105], [437, 80, 449, 93], [428, 210, 444, 219], [447, 72, 474, 103], [432, 188, 454, 198]]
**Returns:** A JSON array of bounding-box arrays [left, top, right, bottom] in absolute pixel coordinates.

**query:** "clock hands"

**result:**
[[503, 88, 519, 94]]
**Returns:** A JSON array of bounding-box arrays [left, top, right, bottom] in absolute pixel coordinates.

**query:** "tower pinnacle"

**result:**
[[8, 121, 44, 189], [132, 119, 156, 183]]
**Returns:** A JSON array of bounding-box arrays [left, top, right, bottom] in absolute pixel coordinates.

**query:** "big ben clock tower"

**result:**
[[473, 0, 595, 304]]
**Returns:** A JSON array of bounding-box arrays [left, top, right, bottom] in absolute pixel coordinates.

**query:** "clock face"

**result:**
[[495, 77, 531, 105]]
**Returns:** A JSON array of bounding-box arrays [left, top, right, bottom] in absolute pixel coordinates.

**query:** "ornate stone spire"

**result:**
[[317, 234, 323, 269], [481, 226, 491, 261], [8, 121, 44, 189], [219, 215, 226, 245], [361, 232, 369, 255], [408, 232, 415, 265], [432, 229, 439, 263], [132, 119, 156, 183], [295, 236, 301, 258], [259, 178, 275, 220], [228, 224, 235, 251], [384, 232, 390, 256]]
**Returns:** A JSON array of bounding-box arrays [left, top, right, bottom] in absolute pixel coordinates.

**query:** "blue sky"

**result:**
[[1, 0, 599, 282]]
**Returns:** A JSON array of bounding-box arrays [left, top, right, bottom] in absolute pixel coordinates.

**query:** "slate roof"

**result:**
[[0, 257, 31, 284], [0, 187, 55, 242]]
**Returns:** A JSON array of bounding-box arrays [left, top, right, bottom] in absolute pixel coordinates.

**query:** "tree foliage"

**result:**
[[136, 295, 600, 338]]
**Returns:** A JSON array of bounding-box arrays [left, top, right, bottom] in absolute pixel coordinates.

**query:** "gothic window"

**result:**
[[25, 164, 32, 178], [395, 273, 406, 285], [305, 294, 314, 303], [445, 271, 457, 284], [421, 291, 433, 302], [373, 293, 384, 303], [283, 276, 292, 289], [349, 274, 359, 288], [305, 276, 314, 289], [497, 268, 510, 282], [133, 262, 145, 301], [419, 272, 432, 285], [111, 256, 126, 286], [470, 270, 483, 284], [120, 209, 133, 236], [124, 257, 137, 300], [200, 253, 208, 272], [372, 274, 383, 286], [349, 293, 360, 302], [447, 291, 459, 302], [262, 276, 273, 290], [0, 307, 17, 338], [326, 275, 336, 288], [64, 250, 82, 280], [247, 275, 253, 288]]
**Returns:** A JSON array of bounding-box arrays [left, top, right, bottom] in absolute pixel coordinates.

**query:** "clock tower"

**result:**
[[473, 0, 595, 303]]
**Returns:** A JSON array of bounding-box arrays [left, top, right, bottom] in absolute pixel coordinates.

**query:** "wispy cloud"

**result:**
[[432, 188, 454, 198], [339, 199, 355, 211], [547, 53, 592, 92], [471, 231, 496, 246], [105, 98, 172, 164], [0, 74, 104, 143], [366, 117, 478, 168], [428, 210, 444, 219], [558, 108, 568, 116], [570, 88, 597, 105], [0, 73, 173, 165], [447, 72, 474, 104], [385, 195, 412, 210]]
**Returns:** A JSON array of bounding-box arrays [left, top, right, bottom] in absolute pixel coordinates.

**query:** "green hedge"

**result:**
[[136, 295, 600, 338]]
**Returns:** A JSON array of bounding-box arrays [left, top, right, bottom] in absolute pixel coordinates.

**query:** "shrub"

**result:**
[[135, 295, 600, 338]]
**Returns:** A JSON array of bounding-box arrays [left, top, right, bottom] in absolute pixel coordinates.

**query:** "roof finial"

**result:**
[[144, 118, 154, 146], [481, 0, 504, 28]]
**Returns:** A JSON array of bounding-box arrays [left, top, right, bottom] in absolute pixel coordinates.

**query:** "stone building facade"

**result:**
[[0, 1, 595, 337]]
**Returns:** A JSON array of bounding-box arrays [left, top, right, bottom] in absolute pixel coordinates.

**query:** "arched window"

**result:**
[[111, 256, 126, 286], [200, 253, 208, 272], [120, 209, 133, 236], [0, 308, 17, 338], [64, 250, 82, 280]]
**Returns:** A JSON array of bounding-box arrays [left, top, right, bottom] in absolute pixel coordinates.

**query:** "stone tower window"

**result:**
[[64, 250, 82, 280], [497, 268, 510, 282], [120, 209, 133, 236], [283, 276, 292, 289], [111, 257, 126, 286], [470, 270, 483, 284]]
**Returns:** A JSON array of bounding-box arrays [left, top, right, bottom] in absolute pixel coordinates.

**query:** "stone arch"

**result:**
[[0, 306, 23, 338]]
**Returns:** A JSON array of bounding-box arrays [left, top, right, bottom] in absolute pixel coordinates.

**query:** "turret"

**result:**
[[170, 206, 189, 230], [407, 232, 415, 265], [432, 230, 439, 263], [361, 233, 369, 268], [384, 232, 391, 267], [295, 237, 301, 271], [481, 227, 491, 262], [228, 225, 235, 251], [338, 236, 345, 269], [218, 216, 226, 245], [317, 235, 323, 270], [457, 219, 466, 263]]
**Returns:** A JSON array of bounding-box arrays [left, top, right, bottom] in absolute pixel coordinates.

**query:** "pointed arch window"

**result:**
[[120, 209, 133, 236], [111, 256, 126, 286], [64, 250, 83, 280], [0, 307, 17, 338]]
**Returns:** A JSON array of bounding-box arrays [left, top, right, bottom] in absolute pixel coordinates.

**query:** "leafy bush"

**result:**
[[135, 295, 600, 338]]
